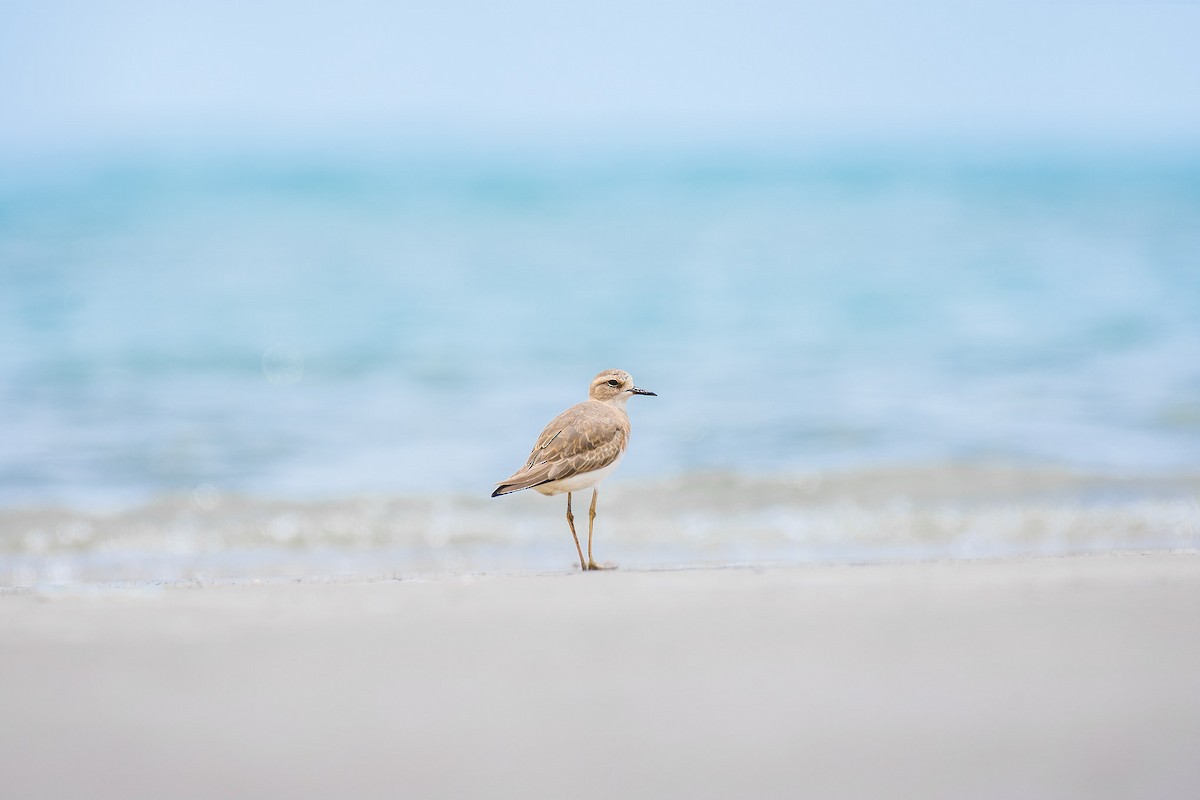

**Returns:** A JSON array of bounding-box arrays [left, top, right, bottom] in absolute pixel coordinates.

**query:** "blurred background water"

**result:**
[[2, 149, 1198, 508], [1, 2, 1199, 581]]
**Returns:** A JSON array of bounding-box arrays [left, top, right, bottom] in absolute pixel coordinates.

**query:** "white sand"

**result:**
[[2, 553, 1199, 799]]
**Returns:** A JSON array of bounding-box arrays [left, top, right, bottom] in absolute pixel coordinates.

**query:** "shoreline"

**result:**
[[1, 546, 1198, 594], [3, 464, 1198, 589], [3, 552, 1198, 799]]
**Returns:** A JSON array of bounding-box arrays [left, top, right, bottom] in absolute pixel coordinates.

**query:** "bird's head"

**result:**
[[588, 369, 657, 406]]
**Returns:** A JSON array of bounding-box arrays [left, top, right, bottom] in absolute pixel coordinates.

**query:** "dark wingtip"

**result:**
[[492, 480, 540, 497]]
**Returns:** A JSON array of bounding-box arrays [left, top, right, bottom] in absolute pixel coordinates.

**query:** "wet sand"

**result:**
[[2, 552, 1199, 799]]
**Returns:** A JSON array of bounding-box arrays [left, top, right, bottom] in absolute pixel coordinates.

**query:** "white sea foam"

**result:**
[[2, 466, 1196, 588]]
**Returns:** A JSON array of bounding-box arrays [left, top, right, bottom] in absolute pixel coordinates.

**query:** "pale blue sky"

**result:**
[[2, 1, 1198, 155]]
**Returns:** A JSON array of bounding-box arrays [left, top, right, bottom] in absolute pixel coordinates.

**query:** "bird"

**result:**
[[492, 369, 657, 571]]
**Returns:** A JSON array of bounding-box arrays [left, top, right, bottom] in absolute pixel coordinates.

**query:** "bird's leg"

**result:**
[[586, 487, 615, 570], [565, 492, 586, 571]]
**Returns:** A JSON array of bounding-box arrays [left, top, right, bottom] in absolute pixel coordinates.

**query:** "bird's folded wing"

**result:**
[[499, 406, 628, 488]]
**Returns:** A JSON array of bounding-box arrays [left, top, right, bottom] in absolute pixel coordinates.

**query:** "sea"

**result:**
[[2, 144, 1198, 585]]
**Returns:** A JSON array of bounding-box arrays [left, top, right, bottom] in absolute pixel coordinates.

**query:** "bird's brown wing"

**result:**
[[492, 402, 628, 495]]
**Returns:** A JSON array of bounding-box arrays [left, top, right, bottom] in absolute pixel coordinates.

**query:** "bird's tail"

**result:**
[[490, 475, 547, 497]]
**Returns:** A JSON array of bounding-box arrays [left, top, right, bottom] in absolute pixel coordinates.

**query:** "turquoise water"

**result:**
[[2, 148, 1199, 508]]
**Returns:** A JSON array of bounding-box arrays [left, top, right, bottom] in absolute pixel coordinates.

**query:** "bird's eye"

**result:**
[[607, 379, 620, 387]]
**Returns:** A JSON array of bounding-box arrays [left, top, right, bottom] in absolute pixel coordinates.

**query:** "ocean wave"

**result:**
[[2, 465, 1196, 588]]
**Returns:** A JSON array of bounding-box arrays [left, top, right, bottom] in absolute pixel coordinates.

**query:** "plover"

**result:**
[[492, 369, 657, 571]]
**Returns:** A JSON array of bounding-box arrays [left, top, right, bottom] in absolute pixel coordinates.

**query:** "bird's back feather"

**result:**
[[492, 400, 630, 495]]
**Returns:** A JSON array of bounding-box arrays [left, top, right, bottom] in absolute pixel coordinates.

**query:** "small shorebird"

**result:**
[[492, 369, 657, 571]]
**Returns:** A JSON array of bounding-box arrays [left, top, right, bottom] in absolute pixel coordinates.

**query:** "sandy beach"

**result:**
[[2, 552, 1198, 799]]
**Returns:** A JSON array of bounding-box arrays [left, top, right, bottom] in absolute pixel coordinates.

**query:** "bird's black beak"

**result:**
[[630, 386, 657, 396]]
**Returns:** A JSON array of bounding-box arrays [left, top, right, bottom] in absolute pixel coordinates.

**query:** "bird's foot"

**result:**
[[586, 560, 617, 571]]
